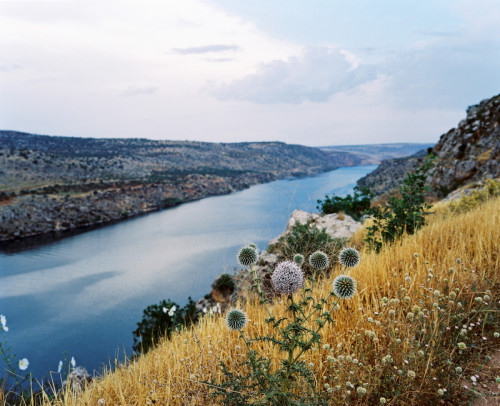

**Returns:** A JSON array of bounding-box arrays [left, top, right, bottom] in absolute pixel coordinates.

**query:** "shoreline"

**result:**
[[0, 166, 358, 251]]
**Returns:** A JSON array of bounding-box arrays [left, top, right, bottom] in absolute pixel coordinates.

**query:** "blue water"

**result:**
[[0, 165, 375, 380]]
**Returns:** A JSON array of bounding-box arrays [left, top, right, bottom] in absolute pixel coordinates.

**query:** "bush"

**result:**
[[448, 178, 500, 213], [317, 186, 372, 220], [365, 155, 435, 253], [270, 221, 345, 276], [132, 298, 197, 354]]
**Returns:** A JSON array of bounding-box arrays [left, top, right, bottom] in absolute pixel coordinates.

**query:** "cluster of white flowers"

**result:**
[[0, 314, 8, 332]]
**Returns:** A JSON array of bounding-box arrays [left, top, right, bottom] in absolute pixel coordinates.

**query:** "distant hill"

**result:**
[[320, 143, 434, 166], [357, 93, 500, 198], [0, 131, 356, 242]]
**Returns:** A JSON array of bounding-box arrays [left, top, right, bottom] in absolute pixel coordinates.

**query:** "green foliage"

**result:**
[[132, 298, 197, 354], [316, 186, 372, 220], [448, 178, 500, 213], [365, 155, 435, 253], [271, 221, 345, 276], [213, 273, 236, 291], [208, 259, 344, 405]]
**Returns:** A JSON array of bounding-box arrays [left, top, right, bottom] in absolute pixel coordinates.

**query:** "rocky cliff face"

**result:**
[[428, 94, 500, 195], [357, 93, 500, 198]]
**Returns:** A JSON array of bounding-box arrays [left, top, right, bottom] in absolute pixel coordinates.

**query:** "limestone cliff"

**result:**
[[357, 93, 500, 198]]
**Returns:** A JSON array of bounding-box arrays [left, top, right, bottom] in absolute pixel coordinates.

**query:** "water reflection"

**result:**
[[0, 165, 376, 379]]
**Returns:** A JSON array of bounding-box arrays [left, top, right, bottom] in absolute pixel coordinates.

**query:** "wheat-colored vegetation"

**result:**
[[43, 196, 499, 405]]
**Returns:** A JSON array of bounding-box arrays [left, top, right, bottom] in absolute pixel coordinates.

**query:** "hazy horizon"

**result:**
[[1, 0, 499, 146]]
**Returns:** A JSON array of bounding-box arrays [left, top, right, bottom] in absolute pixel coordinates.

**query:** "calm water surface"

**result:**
[[0, 165, 375, 379]]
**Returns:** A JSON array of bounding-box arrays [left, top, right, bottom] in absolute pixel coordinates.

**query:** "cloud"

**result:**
[[171, 44, 241, 54], [209, 47, 376, 104], [119, 86, 159, 97], [0, 62, 21, 72]]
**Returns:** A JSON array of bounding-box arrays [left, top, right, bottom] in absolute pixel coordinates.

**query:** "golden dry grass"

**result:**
[[44, 196, 500, 405]]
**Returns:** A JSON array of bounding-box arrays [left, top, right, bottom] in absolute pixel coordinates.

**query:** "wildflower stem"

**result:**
[[0, 340, 23, 389]]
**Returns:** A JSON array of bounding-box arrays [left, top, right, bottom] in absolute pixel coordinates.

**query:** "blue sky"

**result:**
[[0, 0, 499, 146]]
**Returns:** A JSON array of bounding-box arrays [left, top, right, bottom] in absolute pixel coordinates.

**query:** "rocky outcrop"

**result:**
[[357, 93, 500, 198], [428, 94, 500, 195], [270, 209, 362, 245], [357, 149, 429, 198], [0, 172, 273, 243]]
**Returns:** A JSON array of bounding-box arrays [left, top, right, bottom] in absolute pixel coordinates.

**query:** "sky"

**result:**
[[0, 0, 499, 146]]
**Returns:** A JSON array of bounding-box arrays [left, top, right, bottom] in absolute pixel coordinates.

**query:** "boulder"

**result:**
[[270, 209, 361, 245]]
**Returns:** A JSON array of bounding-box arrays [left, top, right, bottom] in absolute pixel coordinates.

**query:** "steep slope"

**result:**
[[357, 93, 500, 198]]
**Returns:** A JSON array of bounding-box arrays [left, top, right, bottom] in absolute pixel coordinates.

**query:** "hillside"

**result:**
[[357, 93, 500, 197], [321, 143, 434, 166], [0, 131, 348, 243], [45, 194, 500, 405]]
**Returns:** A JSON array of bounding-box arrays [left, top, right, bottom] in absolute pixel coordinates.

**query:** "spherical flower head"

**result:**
[[356, 386, 367, 396], [271, 261, 304, 294], [247, 243, 258, 253], [457, 342, 467, 350], [293, 253, 305, 266], [309, 250, 329, 270], [333, 275, 356, 299], [19, 358, 29, 371], [339, 247, 360, 268], [237, 246, 258, 267], [225, 309, 247, 331]]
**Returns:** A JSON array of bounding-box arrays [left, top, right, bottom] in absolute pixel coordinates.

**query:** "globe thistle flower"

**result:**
[[380, 398, 387, 404], [19, 358, 29, 371], [237, 246, 258, 267], [293, 253, 305, 266], [333, 275, 356, 299], [309, 251, 329, 270], [225, 309, 247, 331], [272, 261, 304, 294], [339, 247, 360, 268], [457, 342, 467, 350]]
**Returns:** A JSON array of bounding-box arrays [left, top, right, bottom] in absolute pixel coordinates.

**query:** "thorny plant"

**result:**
[[207, 244, 359, 405]]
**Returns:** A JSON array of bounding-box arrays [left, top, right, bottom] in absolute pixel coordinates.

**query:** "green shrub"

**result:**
[[132, 298, 197, 354], [365, 155, 435, 253], [316, 186, 372, 220], [448, 178, 500, 213], [270, 222, 345, 276]]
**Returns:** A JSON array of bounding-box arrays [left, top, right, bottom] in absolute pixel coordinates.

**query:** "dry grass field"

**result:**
[[35, 196, 500, 405]]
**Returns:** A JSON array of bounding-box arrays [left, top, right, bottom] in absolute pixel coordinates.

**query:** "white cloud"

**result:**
[[209, 47, 376, 104], [119, 86, 159, 97], [172, 44, 241, 54]]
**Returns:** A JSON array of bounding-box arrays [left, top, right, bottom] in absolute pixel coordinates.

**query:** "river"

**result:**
[[0, 165, 376, 381]]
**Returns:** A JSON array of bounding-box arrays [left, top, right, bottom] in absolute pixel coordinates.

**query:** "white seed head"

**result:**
[[271, 261, 304, 294]]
